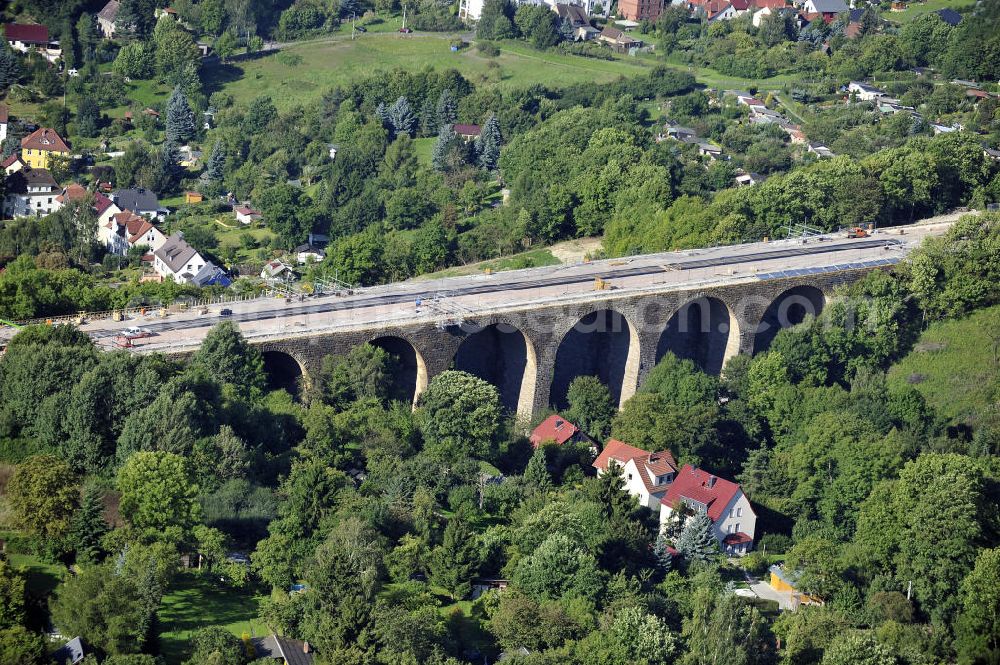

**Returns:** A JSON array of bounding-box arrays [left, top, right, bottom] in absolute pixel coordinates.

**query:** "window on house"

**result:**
[[735, 523, 740, 533], [737, 507, 742, 517], [729, 508, 734, 518], [727, 524, 733, 534]]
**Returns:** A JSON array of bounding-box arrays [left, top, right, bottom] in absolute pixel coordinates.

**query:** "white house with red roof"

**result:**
[[102, 209, 167, 256], [529, 414, 592, 449], [0, 103, 7, 143], [660, 464, 756, 555], [593, 439, 678, 510], [2, 154, 24, 175], [234, 204, 262, 225], [4, 24, 62, 62]]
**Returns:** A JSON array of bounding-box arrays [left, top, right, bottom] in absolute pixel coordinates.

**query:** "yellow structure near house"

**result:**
[[185, 191, 204, 204], [769, 565, 823, 606], [20, 127, 70, 170]]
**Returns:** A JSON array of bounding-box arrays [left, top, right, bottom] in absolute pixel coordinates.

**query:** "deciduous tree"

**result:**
[[6, 455, 79, 542], [117, 452, 201, 539]]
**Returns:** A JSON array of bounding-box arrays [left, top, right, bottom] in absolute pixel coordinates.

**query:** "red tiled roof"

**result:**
[[530, 414, 580, 447], [752, 0, 786, 8], [4, 23, 49, 44], [593, 439, 678, 497], [731, 0, 751, 10], [93, 192, 115, 215], [723, 532, 753, 545], [1, 154, 20, 169], [0, 103, 7, 123], [662, 465, 742, 522], [593, 439, 650, 471], [21, 127, 70, 153], [56, 183, 88, 203], [127, 219, 155, 244], [113, 209, 145, 230], [453, 123, 481, 136], [234, 205, 261, 216]]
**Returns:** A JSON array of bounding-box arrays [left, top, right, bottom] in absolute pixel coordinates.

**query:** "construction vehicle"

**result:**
[[847, 227, 869, 239]]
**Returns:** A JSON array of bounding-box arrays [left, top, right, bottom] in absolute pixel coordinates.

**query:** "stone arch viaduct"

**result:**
[[256, 270, 856, 419]]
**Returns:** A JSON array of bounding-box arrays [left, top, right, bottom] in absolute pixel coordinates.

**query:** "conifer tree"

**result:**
[[165, 85, 195, 144], [428, 518, 479, 599], [206, 140, 225, 181], [524, 447, 552, 492], [0, 45, 23, 90], [676, 512, 718, 563], [477, 113, 502, 171], [435, 89, 457, 129], [653, 534, 674, 573], [388, 96, 417, 138], [375, 101, 390, 129], [432, 123, 459, 172], [70, 486, 108, 564], [420, 95, 438, 137]]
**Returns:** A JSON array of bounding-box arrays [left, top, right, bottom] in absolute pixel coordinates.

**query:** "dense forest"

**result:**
[[0, 214, 996, 664]]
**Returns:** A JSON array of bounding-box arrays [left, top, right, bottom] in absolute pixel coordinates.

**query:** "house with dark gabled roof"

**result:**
[[154, 233, 210, 284], [97, 0, 121, 38], [555, 3, 600, 40], [801, 0, 847, 22], [659, 464, 757, 555], [598, 26, 640, 52], [3, 168, 60, 218], [453, 124, 481, 142], [51, 636, 85, 665], [593, 439, 678, 510], [113, 188, 164, 220], [935, 7, 962, 26]]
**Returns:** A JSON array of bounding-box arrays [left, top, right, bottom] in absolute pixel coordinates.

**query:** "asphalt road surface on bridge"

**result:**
[[6, 223, 950, 353]]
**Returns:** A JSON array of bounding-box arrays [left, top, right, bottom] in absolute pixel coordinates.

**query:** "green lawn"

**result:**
[[413, 137, 435, 166], [887, 304, 1000, 423], [886, 0, 975, 23], [658, 53, 801, 92], [202, 34, 649, 111], [7, 552, 65, 596], [157, 572, 267, 665]]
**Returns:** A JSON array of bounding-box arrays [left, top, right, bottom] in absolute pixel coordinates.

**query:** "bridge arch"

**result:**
[[368, 335, 428, 405], [453, 322, 537, 419], [262, 350, 307, 398], [753, 285, 826, 353], [656, 296, 739, 376], [550, 308, 641, 410]]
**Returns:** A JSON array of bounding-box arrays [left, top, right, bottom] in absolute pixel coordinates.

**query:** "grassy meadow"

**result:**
[[887, 304, 1000, 423]]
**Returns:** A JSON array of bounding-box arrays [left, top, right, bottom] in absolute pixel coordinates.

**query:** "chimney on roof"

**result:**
[[707, 475, 716, 488]]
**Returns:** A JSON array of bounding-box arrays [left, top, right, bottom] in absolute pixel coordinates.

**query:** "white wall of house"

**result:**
[[459, 0, 486, 20], [659, 491, 756, 553], [155, 252, 207, 284], [712, 492, 756, 542], [598, 459, 665, 511], [133, 227, 167, 253], [4, 191, 59, 218]]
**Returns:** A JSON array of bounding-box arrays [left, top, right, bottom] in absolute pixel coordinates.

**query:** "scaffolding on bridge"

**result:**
[[425, 292, 476, 329]]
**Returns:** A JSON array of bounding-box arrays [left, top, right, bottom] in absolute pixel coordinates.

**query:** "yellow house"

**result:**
[[184, 191, 204, 204], [21, 127, 70, 170]]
